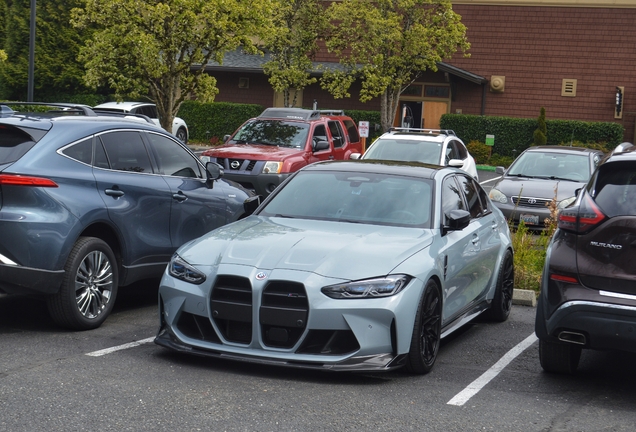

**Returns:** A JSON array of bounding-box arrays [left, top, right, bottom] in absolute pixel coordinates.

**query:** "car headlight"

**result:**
[[321, 275, 411, 299], [262, 161, 282, 174], [168, 254, 206, 285], [199, 155, 211, 164], [489, 188, 508, 204], [557, 196, 576, 210]]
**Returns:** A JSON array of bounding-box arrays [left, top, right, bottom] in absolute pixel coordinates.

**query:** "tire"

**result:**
[[47, 237, 118, 330], [405, 280, 442, 374], [484, 249, 514, 322], [176, 127, 188, 144], [539, 339, 581, 374]]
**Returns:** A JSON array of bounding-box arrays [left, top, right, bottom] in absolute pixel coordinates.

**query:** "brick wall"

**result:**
[[448, 5, 636, 142]]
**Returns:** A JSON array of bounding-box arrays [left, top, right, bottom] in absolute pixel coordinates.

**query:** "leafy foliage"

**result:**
[[533, 107, 547, 146], [0, 0, 93, 100], [177, 100, 264, 143], [262, 0, 328, 107], [71, 0, 273, 133], [322, 0, 470, 132], [441, 114, 624, 157]]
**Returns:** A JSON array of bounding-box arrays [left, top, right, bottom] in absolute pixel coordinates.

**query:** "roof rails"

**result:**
[[389, 127, 456, 136], [1, 102, 97, 116], [319, 109, 345, 116], [259, 107, 321, 121], [0, 101, 155, 125]]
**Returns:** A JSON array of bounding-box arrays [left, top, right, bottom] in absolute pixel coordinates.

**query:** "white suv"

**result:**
[[93, 102, 189, 144], [354, 128, 478, 180]]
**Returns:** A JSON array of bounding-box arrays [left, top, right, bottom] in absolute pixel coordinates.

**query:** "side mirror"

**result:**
[[206, 161, 223, 180], [445, 209, 471, 232], [313, 140, 330, 152], [448, 159, 464, 168], [495, 166, 505, 175], [243, 195, 262, 216], [349, 153, 361, 160], [223, 134, 231, 143]]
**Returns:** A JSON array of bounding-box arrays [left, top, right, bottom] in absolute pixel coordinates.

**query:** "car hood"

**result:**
[[178, 216, 434, 280], [494, 176, 584, 200], [201, 144, 303, 160]]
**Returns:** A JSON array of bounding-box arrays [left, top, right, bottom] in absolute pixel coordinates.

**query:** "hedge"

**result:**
[[178, 100, 265, 143], [440, 114, 624, 157]]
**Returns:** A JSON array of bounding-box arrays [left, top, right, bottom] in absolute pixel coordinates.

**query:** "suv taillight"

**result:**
[[0, 174, 58, 187], [558, 193, 606, 234]]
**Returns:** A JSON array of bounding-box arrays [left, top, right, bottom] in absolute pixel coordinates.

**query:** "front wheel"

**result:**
[[485, 249, 514, 322], [47, 237, 118, 330], [405, 280, 442, 374]]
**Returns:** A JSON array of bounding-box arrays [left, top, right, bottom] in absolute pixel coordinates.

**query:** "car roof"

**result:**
[[599, 142, 636, 164], [93, 101, 154, 110], [377, 128, 458, 143], [301, 159, 454, 180], [257, 107, 351, 122], [521, 145, 602, 155]]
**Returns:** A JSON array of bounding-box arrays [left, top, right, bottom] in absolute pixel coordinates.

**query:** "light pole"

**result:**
[[28, 0, 36, 102]]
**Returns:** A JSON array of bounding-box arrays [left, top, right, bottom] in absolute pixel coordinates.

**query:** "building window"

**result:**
[[239, 77, 250, 89], [403, 84, 423, 97], [424, 85, 450, 98], [561, 79, 577, 97]]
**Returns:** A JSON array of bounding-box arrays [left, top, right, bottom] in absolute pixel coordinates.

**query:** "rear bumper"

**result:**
[[0, 263, 64, 295], [537, 298, 636, 353]]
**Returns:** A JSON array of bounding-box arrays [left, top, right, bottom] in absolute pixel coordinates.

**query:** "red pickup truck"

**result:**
[[199, 108, 362, 196]]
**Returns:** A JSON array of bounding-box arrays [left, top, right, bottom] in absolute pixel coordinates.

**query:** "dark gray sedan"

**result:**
[[488, 146, 604, 228]]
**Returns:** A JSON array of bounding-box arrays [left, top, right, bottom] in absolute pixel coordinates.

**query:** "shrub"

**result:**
[[533, 107, 547, 146], [467, 140, 491, 164], [178, 101, 264, 143]]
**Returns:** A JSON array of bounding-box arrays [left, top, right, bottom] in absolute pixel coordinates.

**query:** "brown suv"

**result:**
[[535, 142, 636, 373], [199, 108, 362, 196]]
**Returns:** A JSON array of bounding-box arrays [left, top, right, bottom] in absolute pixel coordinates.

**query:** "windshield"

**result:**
[[230, 119, 309, 148], [507, 151, 591, 181], [260, 170, 433, 228], [362, 139, 442, 165]]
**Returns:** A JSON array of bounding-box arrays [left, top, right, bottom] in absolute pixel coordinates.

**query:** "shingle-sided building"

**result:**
[[202, 0, 636, 143]]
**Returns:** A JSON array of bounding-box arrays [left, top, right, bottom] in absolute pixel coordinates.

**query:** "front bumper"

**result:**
[[494, 201, 551, 229], [155, 265, 423, 371], [222, 172, 290, 197]]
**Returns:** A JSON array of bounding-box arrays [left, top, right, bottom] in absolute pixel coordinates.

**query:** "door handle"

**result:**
[[172, 192, 188, 202], [105, 188, 124, 197]]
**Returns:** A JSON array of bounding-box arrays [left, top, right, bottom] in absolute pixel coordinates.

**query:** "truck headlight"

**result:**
[[262, 162, 282, 174]]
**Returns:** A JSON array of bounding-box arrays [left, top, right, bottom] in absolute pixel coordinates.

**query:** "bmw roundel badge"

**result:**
[[256, 271, 268, 280]]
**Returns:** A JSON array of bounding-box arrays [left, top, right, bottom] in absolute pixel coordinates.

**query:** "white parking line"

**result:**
[[85, 337, 155, 357], [447, 332, 538, 406]]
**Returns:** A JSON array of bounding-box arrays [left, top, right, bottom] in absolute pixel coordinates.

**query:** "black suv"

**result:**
[[535, 142, 636, 373], [0, 103, 254, 330]]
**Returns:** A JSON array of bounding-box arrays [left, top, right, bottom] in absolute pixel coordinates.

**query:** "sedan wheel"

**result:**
[[176, 127, 187, 144], [47, 237, 118, 330], [406, 280, 442, 374], [485, 249, 514, 322]]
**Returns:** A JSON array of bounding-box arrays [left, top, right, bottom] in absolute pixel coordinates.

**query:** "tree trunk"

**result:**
[[380, 87, 401, 132]]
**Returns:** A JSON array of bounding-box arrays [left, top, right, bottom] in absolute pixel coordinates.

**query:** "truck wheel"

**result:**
[[47, 237, 118, 330]]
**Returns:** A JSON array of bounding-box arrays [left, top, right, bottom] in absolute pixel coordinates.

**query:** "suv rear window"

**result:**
[[0, 125, 38, 164], [591, 161, 636, 217]]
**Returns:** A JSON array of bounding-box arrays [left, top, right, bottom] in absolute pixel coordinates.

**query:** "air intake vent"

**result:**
[[562, 79, 577, 97], [210, 276, 252, 343], [260, 281, 308, 348]]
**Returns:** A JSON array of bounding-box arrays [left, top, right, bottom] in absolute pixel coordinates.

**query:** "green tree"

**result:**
[[261, 0, 328, 107], [0, 0, 91, 101], [72, 0, 273, 132], [322, 0, 470, 132], [533, 107, 547, 146]]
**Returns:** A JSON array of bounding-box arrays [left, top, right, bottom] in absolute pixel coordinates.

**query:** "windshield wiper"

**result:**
[[507, 173, 537, 178]]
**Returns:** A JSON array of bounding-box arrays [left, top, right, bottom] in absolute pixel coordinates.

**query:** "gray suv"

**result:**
[[0, 103, 254, 330]]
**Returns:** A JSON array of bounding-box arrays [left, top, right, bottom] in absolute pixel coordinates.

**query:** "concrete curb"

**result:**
[[513, 289, 537, 307]]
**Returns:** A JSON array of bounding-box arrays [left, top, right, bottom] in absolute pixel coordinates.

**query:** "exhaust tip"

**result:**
[[558, 331, 586, 345]]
